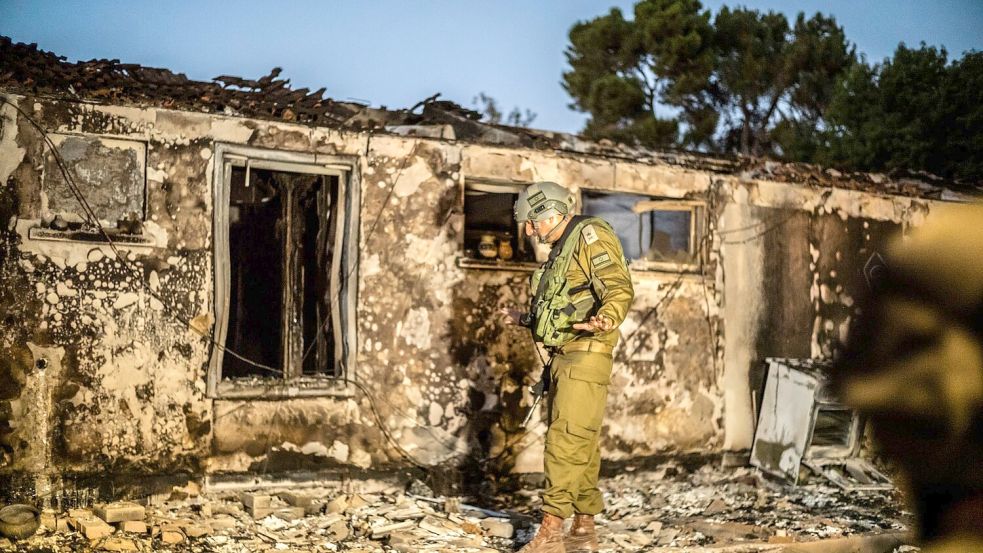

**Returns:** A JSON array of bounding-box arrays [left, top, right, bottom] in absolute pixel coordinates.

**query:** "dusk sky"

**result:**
[[2, 0, 981, 133]]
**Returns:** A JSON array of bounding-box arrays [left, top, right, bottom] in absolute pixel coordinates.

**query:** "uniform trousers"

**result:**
[[541, 350, 612, 519]]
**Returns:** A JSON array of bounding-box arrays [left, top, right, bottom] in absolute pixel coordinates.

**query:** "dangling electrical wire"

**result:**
[[0, 96, 440, 471]]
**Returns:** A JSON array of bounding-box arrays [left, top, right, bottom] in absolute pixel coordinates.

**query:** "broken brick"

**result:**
[[182, 523, 211, 538], [94, 502, 145, 524], [326, 495, 349, 514], [208, 515, 237, 531], [347, 494, 371, 510], [239, 492, 271, 510], [117, 520, 147, 534], [326, 520, 350, 541], [77, 517, 114, 540], [273, 507, 306, 521], [278, 491, 314, 509], [370, 520, 414, 539], [159, 526, 184, 544], [249, 506, 274, 519]]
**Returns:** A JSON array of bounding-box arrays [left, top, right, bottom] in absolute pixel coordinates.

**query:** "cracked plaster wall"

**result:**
[[719, 178, 940, 450], [0, 92, 958, 499]]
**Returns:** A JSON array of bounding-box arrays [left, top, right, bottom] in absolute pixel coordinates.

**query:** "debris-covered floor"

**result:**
[[0, 457, 917, 552]]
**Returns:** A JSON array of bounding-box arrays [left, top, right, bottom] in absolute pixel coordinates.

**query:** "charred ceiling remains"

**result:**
[[0, 38, 977, 520]]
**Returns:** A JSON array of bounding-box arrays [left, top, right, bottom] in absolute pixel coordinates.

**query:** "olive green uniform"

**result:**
[[834, 203, 983, 552], [534, 216, 634, 519]]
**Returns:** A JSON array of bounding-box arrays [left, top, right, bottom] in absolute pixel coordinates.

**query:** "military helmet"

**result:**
[[514, 181, 575, 222]]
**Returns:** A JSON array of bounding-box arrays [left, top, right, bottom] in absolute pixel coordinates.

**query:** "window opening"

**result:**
[[222, 166, 340, 382], [463, 182, 540, 263], [225, 167, 285, 378], [582, 192, 700, 266]]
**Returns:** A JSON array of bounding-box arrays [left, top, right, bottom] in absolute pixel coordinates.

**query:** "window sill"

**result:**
[[214, 377, 355, 399], [456, 257, 541, 272], [628, 260, 703, 274]]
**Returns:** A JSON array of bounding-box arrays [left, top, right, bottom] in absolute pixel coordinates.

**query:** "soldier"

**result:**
[[500, 181, 634, 553], [833, 203, 983, 553]]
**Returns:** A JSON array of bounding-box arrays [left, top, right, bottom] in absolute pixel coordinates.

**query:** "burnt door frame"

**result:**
[[208, 143, 360, 398]]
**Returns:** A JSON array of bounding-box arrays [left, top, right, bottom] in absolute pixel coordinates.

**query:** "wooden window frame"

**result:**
[[208, 144, 361, 399]]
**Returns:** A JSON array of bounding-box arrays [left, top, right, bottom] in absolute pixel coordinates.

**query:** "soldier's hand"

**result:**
[[498, 307, 525, 326], [573, 315, 615, 333]]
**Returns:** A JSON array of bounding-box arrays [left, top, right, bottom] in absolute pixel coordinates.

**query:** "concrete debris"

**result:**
[[116, 520, 147, 534], [238, 492, 271, 510], [158, 526, 184, 544], [480, 518, 514, 539], [95, 536, 137, 551], [326, 495, 349, 514], [278, 491, 315, 510], [93, 502, 146, 523], [72, 516, 114, 540], [0, 459, 920, 551]]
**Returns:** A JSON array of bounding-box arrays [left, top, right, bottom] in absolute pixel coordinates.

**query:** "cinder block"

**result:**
[[239, 492, 271, 510], [94, 502, 146, 523], [77, 517, 114, 540], [118, 520, 148, 534], [249, 506, 274, 519], [68, 508, 93, 524]]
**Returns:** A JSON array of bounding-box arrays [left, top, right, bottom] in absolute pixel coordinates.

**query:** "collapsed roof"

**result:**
[[1, 36, 977, 199]]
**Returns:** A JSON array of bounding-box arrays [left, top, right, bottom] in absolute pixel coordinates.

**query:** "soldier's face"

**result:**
[[525, 214, 564, 243]]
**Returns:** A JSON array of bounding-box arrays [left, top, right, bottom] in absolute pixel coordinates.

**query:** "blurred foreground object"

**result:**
[[833, 203, 983, 553]]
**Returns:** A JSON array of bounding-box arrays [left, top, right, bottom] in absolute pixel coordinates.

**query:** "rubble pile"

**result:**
[[586, 463, 908, 549], [493, 457, 913, 551], [0, 479, 517, 553], [0, 458, 915, 552]]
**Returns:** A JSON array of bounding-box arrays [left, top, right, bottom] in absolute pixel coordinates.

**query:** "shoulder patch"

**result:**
[[581, 224, 599, 245], [590, 251, 613, 270]]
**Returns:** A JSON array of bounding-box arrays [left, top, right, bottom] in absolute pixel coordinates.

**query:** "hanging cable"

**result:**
[[0, 96, 442, 470], [719, 212, 798, 245]]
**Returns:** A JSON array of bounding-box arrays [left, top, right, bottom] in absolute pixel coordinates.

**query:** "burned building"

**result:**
[[0, 37, 977, 507]]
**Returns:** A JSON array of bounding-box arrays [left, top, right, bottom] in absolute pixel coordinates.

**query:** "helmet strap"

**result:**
[[538, 214, 571, 244]]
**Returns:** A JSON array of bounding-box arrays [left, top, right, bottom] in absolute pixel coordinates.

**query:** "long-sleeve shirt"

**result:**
[[557, 216, 635, 348]]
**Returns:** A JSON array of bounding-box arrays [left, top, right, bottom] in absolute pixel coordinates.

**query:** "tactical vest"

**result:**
[[529, 216, 613, 346]]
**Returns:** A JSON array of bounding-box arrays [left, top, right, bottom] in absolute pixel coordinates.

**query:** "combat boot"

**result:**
[[564, 513, 599, 552], [518, 512, 566, 553]]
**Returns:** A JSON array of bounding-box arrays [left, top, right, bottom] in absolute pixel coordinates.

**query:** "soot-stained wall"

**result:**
[[719, 182, 936, 449], [0, 92, 957, 499]]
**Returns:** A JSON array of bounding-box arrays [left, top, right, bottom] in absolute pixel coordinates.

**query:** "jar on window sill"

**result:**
[[478, 234, 498, 259], [498, 237, 514, 261]]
